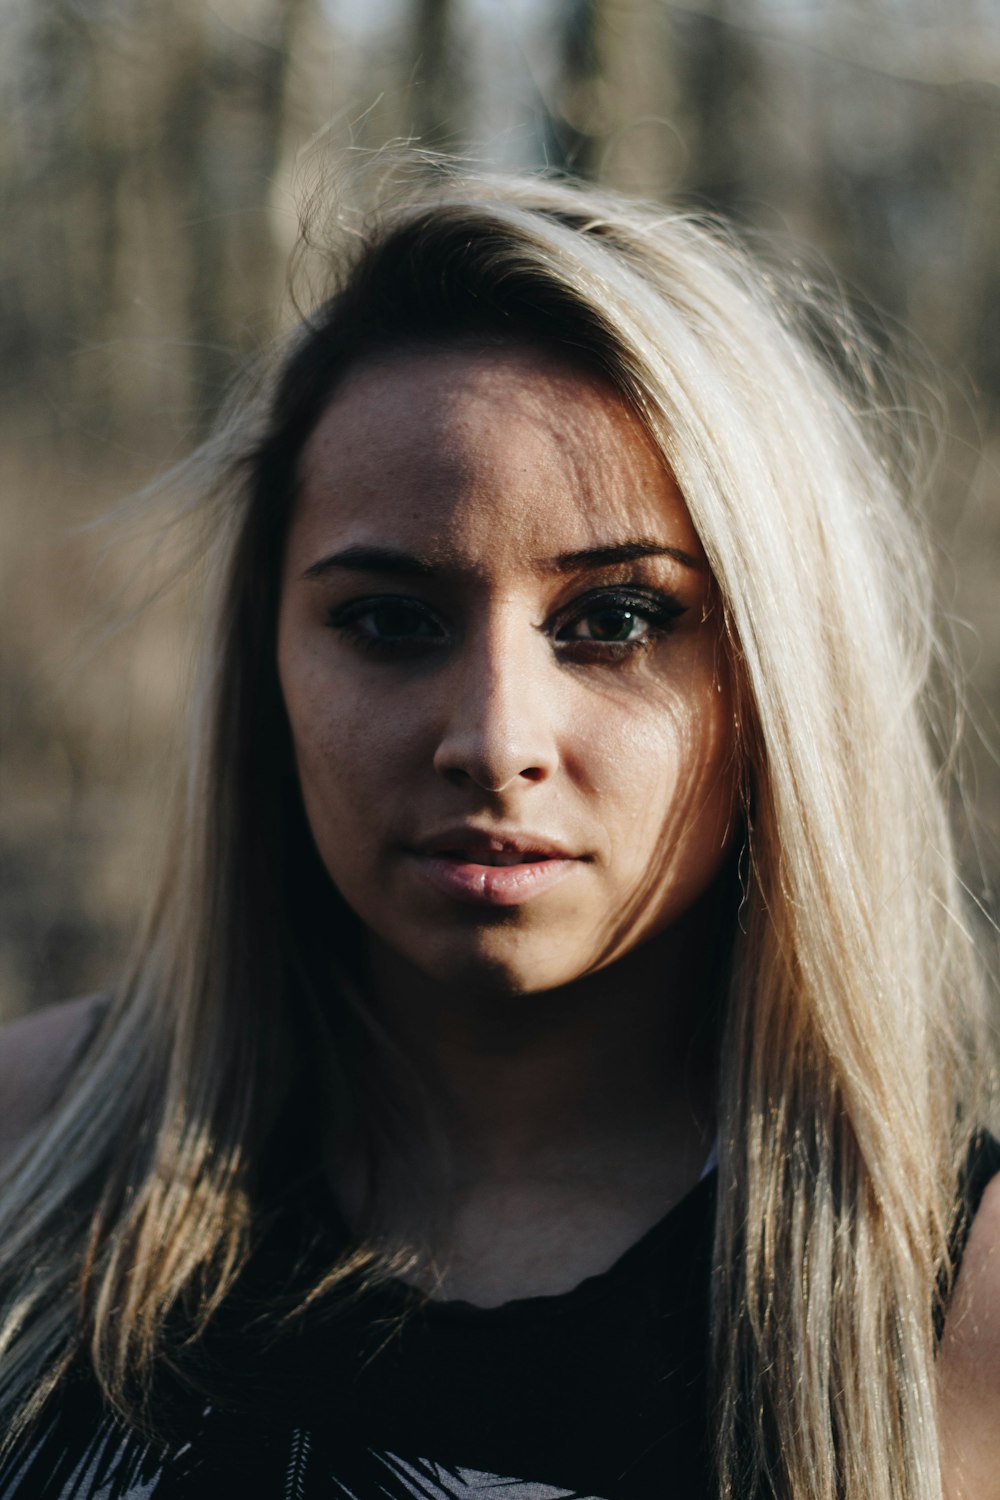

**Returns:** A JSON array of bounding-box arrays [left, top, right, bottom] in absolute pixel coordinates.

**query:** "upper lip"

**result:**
[[412, 828, 582, 862]]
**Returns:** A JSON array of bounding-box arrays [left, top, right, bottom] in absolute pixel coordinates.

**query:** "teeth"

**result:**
[[447, 850, 549, 866]]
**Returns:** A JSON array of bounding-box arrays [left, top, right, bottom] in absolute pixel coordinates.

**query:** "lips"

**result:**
[[435, 848, 553, 867], [407, 831, 585, 907]]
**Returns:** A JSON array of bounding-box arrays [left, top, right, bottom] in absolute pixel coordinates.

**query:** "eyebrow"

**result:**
[[303, 545, 436, 580], [302, 539, 700, 580], [546, 541, 701, 572]]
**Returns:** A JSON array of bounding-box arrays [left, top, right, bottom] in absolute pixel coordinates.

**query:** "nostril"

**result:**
[[432, 711, 556, 791], [440, 762, 547, 793]]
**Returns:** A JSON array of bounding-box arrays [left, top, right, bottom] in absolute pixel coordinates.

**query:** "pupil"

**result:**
[[591, 608, 633, 642], [373, 604, 420, 637]]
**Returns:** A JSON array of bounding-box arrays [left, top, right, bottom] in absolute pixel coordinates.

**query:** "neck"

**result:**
[[327, 905, 724, 1302], [354, 896, 721, 1182]]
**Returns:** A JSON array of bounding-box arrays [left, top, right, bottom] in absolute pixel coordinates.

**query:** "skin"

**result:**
[[1, 344, 996, 1486], [276, 344, 738, 1301], [0, 995, 102, 1158], [278, 346, 737, 998], [273, 341, 1000, 1418], [939, 1173, 1000, 1500]]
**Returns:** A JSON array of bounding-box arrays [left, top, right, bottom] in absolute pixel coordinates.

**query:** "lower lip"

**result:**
[[411, 854, 582, 907]]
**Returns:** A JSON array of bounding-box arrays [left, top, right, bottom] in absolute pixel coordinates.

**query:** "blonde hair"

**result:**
[[0, 167, 989, 1499]]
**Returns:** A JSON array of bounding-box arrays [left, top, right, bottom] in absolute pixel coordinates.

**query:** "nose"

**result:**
[[432, 614, 558, 794]]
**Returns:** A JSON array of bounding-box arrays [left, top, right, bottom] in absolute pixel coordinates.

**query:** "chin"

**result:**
[[403, 927, 587, 999]]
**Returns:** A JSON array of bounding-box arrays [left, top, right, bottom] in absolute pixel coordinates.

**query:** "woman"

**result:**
[[0, 169, 997, 1499]]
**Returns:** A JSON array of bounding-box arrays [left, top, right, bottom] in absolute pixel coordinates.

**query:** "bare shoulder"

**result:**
[[0, 994, 104, 1157], [940, 1169, 1000, 1500]]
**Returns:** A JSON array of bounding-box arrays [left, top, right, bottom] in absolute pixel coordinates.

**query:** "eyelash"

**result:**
[[326, 587, 688, 662]]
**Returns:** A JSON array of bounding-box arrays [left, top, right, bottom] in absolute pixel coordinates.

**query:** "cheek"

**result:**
[[278, 644, 395, 864], [287, 716, 400, 913], [290, 698, 385, 803], [585, 677, 739, 905], [575, 667, 735, 813]]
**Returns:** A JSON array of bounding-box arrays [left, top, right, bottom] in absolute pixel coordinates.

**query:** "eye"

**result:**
[[555, 588, 687, 654], [562, 604, 651, 644], [327, 596, 446, 654]]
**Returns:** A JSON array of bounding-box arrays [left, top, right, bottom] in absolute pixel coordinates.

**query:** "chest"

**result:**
[[0, 1179, 716, 1500]]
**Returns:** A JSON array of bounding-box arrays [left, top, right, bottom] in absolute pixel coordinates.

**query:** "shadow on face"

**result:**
[[276, 343, 742, 1001]]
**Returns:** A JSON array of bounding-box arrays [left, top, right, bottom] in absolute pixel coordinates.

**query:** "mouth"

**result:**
[[407, 832, 586, 907], [431, 848, 558, 867]]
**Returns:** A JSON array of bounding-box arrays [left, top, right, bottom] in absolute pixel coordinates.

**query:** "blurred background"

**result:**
[[1, 0, 999, 1020]]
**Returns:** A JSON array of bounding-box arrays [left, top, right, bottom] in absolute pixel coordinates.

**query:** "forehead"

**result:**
[[291, 345, 703, 569]]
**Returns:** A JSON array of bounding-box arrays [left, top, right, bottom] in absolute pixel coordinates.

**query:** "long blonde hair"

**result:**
[[0, 167, 989, 1498]]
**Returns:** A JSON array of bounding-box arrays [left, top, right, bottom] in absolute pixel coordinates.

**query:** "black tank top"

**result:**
[[2, 1138, 997, 1500]]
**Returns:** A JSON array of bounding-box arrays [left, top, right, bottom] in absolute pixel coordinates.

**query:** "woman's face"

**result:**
[[277, 345, 739, 996]]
